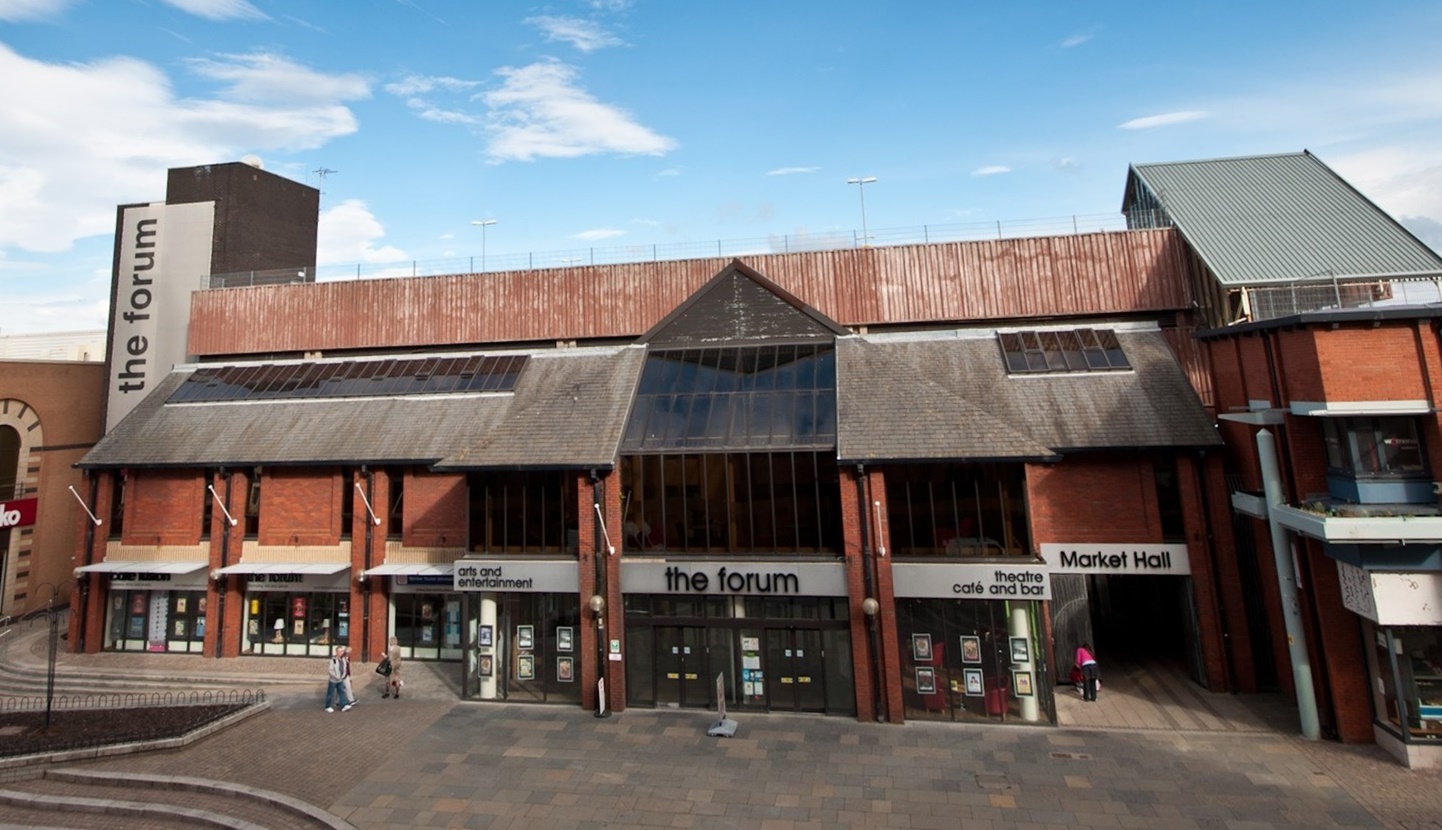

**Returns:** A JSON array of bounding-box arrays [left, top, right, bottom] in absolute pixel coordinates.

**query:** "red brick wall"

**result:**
[[1307, 324, 1430, 402], [1237, 336, 1276, 407], [258, 467, 341, 546], [403, 470, 467, 548], [841, 465, 897, 722], [1304, 540, 1374, 742], [1027, 453, 1161, 544], [123, 469, 203, 546]]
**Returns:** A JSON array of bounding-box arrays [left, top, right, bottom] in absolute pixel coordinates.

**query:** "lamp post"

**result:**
[[470, 219, 497, 272], [846, 177, 877, 247]]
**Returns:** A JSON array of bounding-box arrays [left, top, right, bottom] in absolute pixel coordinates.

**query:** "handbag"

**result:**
[[375, 656, 392, 676]]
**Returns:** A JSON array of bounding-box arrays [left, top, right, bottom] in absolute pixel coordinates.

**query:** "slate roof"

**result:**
[[1124, 151, 1442, 287], [81, 346, 646, 470], [836, 327, 1219, 462]]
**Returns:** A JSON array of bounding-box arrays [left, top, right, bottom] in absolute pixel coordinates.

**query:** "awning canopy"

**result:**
[[364, 563, 455, 577], [215, 562, 350, 575], [74, 561, 207, 575]]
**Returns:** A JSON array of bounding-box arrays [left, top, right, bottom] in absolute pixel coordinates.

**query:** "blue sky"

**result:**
[[2, 0, 1441, 334]]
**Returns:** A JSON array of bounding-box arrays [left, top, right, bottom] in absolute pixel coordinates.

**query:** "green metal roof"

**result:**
[[1124, 151, 1442, 287]]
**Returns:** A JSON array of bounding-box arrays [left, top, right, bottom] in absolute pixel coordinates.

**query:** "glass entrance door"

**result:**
[[765, 627, 826, 712], [656, 626, 710, 708]]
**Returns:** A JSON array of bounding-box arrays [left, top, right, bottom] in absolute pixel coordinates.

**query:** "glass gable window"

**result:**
[[621, 344, 837, 452], [620, 452, 842, 555], [997, 329, 1130, 374]]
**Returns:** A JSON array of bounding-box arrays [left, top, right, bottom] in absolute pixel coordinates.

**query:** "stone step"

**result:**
[[0, 767, 353, 830]]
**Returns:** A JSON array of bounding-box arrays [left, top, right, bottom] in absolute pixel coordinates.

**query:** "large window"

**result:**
[[622, 344, 837, 452], [619, 452, 842, 554], [1323, 417, 1427, 478], [467, 470, 577, 554], [885, 463, 1030, 557]]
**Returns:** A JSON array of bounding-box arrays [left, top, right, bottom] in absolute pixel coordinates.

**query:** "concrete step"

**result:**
[[0, 768, 353, 830]]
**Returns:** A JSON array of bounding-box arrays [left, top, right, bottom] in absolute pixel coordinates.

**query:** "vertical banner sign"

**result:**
[[106, 201, 215, 432]]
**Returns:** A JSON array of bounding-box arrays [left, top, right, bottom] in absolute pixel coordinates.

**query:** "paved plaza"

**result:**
[[3, 621, 1442, 829]]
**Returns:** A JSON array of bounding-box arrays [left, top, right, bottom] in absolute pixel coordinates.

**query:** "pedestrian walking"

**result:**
[[338, 645, 357, 710], [324, 648, 351, 712], [383, 636, 403, 698], [1076, 642, 1100, 702]]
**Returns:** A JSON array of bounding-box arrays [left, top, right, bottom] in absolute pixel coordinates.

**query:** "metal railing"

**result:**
[[0, 689, 265, 759], [1248, 278, 1442, 322], [203, 210, 1163, 289]]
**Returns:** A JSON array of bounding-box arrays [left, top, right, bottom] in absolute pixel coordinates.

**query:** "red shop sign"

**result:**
[[0, 497, 38, 529]]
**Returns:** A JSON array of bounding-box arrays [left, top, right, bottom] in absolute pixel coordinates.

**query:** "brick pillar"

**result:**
[[69, 472, 110, 654], [867, 466, 904, 722], [213, 469, 248, 658], [362, 469, 392, 663], [576, 472, 600, 712], [599, 470, 625, 712], [1176, 452, 1230, 692]]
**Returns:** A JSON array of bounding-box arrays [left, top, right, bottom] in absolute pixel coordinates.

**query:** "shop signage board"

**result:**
[[891, 562, 1051, 600], [1041, 543, 1191, 576], [621, 561, 848, 596], [0, 497, 37, 529], [243, 571, 349, 591], [452, 560, 579, 593]]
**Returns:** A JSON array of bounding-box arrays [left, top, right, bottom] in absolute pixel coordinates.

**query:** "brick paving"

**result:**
[[3, 621, 1442, 829]]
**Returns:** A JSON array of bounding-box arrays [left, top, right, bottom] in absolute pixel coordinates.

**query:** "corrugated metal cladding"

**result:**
[[188, 229, 1192, 357], [1126, 151, 1442, 287]]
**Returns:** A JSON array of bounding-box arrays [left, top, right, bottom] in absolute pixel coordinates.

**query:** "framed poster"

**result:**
[[421, 602, 434, 621], [517, 625, 534, 650], [1009, 636, 1030, 664], [131, 592, 146, 615], [195, 617, 206, 638], [557, 656, 575, 682], [961, 635, 981, 664], [911, 633, 933, 662], [1014, 671, 1034, 697], [478, 624, 493, 648], [964, 668, 984, 696], [291, 596, 306, 618], [517, 653, 535, 680], [198, 596, 207, 614], [478, 653, 494, 678], [557, 627, 573, 653], [175, 596, 188, 614], [915, 666, 936, 695], [127, 615, 145, 638], [173, 619, 187, 637]]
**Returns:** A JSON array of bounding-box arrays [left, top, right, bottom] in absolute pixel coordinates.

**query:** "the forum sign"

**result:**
[[106, 202, 215, 432]]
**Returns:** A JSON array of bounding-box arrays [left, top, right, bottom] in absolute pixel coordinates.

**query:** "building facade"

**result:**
[[0, 359, 105, 619], [65, 152, 1442, 759]]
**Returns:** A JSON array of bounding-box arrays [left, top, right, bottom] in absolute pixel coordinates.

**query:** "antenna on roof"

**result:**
[[312, 167, 337, 205]]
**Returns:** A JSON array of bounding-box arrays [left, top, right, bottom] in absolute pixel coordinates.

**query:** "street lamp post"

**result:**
[[846, 177, 877, 247], [471, 219, 497, 272]]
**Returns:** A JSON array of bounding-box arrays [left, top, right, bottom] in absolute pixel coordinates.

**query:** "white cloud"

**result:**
[[0, 0, 74, 21], [316, 199, 408, 267], [1327, 145, 1442, 235], [187, 52, 369, 105], [766, 166, 819, 176], [403, 99, 479, 125], [971, 165, 1011, 176], [588, 0, 632, 12], [482, 60, 676, 161], [656, 168, 680, 177], [1117, 110, 1209, 130], [526, 16, 624, 52], [384, 74, 480, 96], [574, 228, 625, 241], [1053, 157, 1080, 173], [1061, 31, 1095, 48], [158, 0, 267, 21], [0, 43, 367, 254]]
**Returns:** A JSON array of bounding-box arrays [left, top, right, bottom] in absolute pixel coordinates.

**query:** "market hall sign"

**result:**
[[1041, 543, 1191, 576], [621, 562, 848, 597], [892, 562, 1052, 600]]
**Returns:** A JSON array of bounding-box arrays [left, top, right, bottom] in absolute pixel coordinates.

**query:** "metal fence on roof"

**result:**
[[203, 211, 1158, 289], [1247, 278, 1442, 322]]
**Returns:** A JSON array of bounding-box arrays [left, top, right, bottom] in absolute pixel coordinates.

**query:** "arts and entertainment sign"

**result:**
[[106, 201, 215, 432], [1041, 543, 1191, 576], [452, 560, 579, 593]]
